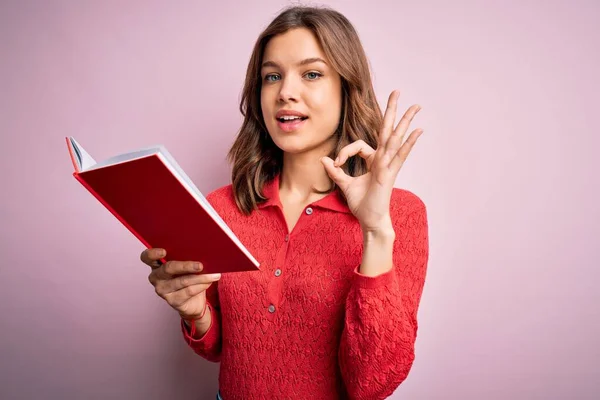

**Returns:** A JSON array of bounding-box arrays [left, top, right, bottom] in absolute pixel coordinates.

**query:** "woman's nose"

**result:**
[[277, 77, 300, 103]]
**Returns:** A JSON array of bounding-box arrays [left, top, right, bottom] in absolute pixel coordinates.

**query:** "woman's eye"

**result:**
[[265, 74, 280, 82], [305, 72, 322, 80]]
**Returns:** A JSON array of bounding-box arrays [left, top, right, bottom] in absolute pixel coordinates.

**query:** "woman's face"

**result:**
[[260, 28, 342, 156]]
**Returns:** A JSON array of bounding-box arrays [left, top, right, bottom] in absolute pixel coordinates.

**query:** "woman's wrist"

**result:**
[[182, 302, 209, 322], [182, 303, 212, 338]]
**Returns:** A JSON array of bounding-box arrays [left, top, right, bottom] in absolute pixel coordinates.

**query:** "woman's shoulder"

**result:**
[[390, 187, 427, 217], [205, 183, 236, 210]]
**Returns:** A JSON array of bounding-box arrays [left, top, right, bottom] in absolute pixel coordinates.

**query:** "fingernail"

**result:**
[[160, 249, 166, 257], [195, 262, 202, 271], [209, 273, 221, 280], [335, 157, 339, 164]]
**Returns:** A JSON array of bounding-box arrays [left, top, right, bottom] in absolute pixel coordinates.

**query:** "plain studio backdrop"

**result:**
[[0, 0, 598, 399]]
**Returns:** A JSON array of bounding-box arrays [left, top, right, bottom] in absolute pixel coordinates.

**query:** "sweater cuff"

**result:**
[[180, 303, 218, 346], [352, 265, 396, 289]]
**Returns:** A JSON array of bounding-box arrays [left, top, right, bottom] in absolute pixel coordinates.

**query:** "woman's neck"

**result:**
[[279, 151, 331, 203]]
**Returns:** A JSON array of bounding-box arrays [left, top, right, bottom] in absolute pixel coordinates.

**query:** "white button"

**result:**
[[275, 269, 282, 277], [268, 305, 276, 313], [305, 207, 313, 215]]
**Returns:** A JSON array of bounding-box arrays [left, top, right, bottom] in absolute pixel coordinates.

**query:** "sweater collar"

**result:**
[[258, 174, 352, 214]]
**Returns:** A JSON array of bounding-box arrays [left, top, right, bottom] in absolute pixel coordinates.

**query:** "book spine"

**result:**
[[73, 172, 167, 264]]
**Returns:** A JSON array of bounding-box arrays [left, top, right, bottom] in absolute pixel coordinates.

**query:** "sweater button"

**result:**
[[268, 304, 276, 313], [285, 234, 290, 242], [305, 207, 313, 215], [274, 268, 282, 277]]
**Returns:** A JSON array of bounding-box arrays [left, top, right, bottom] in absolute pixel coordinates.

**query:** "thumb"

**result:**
[[320, 156, 351, 189]]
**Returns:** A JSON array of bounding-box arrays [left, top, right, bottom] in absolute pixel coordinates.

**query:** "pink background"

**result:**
[[1, 0, 598, 398]]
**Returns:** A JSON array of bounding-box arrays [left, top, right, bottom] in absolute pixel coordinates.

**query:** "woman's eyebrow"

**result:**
[[261, 57, 328, 69]]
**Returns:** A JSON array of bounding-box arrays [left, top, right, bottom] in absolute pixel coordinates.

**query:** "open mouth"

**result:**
[[277, 116, 308, 123]]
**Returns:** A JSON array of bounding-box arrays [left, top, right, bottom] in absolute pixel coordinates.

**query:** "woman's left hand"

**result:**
[[321, 90, 423, 234]]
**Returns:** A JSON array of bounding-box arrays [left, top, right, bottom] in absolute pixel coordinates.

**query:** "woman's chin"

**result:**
[[272, 136, 335, 156], [274, 142, 309, 155]]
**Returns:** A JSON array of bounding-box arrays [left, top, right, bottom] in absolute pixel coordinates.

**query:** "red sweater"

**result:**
[[180, 174, 429, 399]]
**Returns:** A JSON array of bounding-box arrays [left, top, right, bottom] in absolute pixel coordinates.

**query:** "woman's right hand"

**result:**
[[140, 248, 221, 321]]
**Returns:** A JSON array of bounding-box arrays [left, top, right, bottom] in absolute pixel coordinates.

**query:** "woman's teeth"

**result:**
[[278, 116, 307, 122]]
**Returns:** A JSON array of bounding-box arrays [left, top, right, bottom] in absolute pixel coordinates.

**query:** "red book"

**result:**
[[65, 136, 260, 274]]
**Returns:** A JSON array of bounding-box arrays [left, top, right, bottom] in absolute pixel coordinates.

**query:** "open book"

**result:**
[[66, 137, 260, 273]]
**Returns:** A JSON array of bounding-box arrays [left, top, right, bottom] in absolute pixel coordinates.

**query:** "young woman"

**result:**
[[140, 6, 428, 400]]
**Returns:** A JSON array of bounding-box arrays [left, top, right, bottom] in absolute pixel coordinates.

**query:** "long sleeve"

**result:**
[[338, 195, 429, 399], [179, 191, 224, 362], [180, 273, 223, 362]]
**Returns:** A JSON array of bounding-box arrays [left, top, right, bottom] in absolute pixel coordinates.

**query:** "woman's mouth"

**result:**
[[276, 116, 308, 132]]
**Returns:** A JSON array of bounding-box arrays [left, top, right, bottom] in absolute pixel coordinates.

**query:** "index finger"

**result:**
[[334, 140, 375, 169], [162, 260, 203, 276], [140, 248, 166, 269]]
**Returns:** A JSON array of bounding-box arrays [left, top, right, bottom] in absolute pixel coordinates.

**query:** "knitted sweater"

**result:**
[[180, 174, 429, 399]]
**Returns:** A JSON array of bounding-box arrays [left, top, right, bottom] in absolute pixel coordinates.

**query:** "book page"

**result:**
[[87, 146, 163, 171], [69, 137, 97, 171]]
